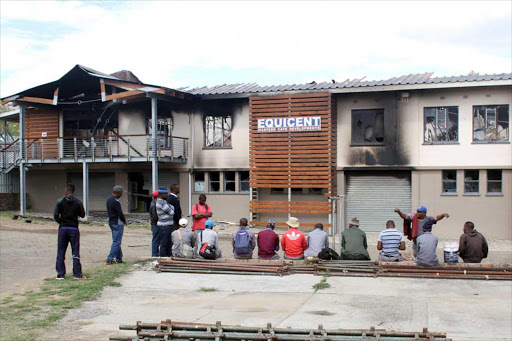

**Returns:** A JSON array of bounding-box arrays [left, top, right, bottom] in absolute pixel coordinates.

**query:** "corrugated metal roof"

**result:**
[[185, 72, 512, 95]]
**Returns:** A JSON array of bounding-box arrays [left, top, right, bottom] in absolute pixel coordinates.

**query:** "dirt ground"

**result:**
[[1, 213, 511, 297]]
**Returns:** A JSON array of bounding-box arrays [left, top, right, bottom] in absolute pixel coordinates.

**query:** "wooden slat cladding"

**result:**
[[249, 93, 336, 192], [25, 107, 59, 158]]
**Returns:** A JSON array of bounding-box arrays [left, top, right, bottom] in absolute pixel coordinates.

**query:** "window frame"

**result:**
[[209, 171, 221, 192], [423, 106, 459, 144], [193, 172, 205, 193], [203, 115, 233, 149], [472, 105, 510, 143], [239, 171, 250, 193], [441, 170, 457, 195], [224, 171, 236, 192], [464, 170, 480, 195], [351, 108, 385, 146], [487, 170, 503, 195]]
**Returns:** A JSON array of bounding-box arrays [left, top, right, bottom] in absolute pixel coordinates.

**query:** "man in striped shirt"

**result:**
[[377, 220, 406, 262]]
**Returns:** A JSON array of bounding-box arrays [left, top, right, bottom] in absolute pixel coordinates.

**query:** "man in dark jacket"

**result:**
[[166, 184, 181, 255], [106, 185, 127, 264], [54, 183, 86, 279], [149, 190, 160, 257], [341, 218, 370, 260], [458, 221, 489, 263]]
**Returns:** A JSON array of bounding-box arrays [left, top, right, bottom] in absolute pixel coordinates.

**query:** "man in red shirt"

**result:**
[[281, 217, 307, 260], [257, 220, 280, 259], [191, 194, 213, 235]]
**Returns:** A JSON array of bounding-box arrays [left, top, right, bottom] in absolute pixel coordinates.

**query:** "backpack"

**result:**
[[177, 229, 194, 258], [234, 228, 251, 254], [318, 247, 341, 260], [198, 231, 217, 260], [195, 203, 209, 212]]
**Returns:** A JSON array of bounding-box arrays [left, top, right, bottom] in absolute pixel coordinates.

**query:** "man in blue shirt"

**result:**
[[106, 185, 126, 265]]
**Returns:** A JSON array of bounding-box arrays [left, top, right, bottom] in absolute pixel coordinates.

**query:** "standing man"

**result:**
[[395, 206, 449, 256], [167, 184, 182, 227], [281, 217, 307, 260], [257, 220, 280, 260], [377, 220, 406, 262], [191, 194, 212, 236], [415, 224, 439, 266], [149, 190, 160, 257], [458, 221, 489, 263], [106, 185, 127, 265], [341, 218, 370, 260], [54, 183, 86, 279], [304, 223, 329, 258], [156, 187, 174, 257], [232, 218, 256, 259]]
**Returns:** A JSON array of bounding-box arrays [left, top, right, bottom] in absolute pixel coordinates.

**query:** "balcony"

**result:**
[[6, 135, 188, 165]]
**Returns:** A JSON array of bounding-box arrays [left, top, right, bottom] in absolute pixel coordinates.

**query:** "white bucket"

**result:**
[[444, 243, 459, 264]]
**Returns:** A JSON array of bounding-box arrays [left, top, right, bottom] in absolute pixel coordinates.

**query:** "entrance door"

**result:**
[[345, 171, 411, 232]]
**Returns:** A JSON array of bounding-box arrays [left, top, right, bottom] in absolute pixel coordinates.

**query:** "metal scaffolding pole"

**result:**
[[19, 104, 26, 215], [83, 161, 89, 218], [151, 97, 158, 192]]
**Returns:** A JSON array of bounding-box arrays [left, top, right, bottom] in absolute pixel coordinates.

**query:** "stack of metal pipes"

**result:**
[[158, 258, 292, 276], [110, 320, 451, 341]]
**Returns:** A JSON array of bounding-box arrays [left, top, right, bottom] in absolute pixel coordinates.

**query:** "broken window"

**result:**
[[424, 107, 458, 143], [442, 170, 457, 194], [224, 171, 236, 192], [209, 172, 220, 192], [464, 170, 479, 194], [473, 105, 509, 142], [487, 170, 502, 194], [351, 109, 385, 145], [194, 172, 205, 192], [204, 115, 232, 148], [239, 171, 250, 192]]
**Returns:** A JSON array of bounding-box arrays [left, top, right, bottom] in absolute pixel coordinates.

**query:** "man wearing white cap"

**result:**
[[281, 217, 307, 260], [341, 217, 370, 260], [171, 218, 196, 258]]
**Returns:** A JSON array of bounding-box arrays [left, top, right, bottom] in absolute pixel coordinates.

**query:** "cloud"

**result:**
[[1, 1, 511, 96]]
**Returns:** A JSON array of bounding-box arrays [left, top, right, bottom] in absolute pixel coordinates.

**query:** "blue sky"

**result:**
[[1, 1, 511, 96]]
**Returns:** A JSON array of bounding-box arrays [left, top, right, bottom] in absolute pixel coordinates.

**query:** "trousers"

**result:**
[[56, 228, 82, 278], [108, 224, 124, 261]]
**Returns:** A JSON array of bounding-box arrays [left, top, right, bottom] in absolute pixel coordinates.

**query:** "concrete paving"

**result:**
[[44, 271, 512, 341]]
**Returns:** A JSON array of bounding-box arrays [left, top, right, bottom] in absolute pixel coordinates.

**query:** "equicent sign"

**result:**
[[257, 116, 321, 132]]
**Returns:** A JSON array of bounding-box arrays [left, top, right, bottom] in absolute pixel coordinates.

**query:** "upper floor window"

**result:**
[[473, 105, 509, 142], [464, 170, 479, 194], [424, 107, 458, 143], [351, 109, 385, 145], [487, 170, 502, 194], [204, 115, 232, 148]]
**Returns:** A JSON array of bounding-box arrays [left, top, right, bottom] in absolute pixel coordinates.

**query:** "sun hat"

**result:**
[[286, 217, 300, 228], [205, 220, 214, 229], [179, 218, 188, 227], [349, 217, 359, 226]]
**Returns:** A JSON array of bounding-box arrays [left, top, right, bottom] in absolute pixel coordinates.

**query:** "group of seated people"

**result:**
[[169, 205, 489, 266]]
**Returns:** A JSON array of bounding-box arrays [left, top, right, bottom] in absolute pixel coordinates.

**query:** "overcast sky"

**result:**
[[1, 0, 511, 97]]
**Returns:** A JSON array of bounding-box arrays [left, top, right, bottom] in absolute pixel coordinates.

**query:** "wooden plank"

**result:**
[[250, 107, 331, 114], [250, 98, 332, 106], [252, 200, 330, 205], [17, 96, 54, 105], [250, 93, 330, 101], [251, 221, 332, 228], [105, 90, 145, 101], [250, 208, 331, 214], [53, 87, 59, 105], [251, 184, 331, 188], [100, 79, 106, 101]]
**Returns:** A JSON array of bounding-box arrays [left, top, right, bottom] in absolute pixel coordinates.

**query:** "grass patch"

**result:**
[[198, 287, 218, 292], [0, 210, 15, 218], [312, 276, 331, 292], [0, 263, 131, 341]]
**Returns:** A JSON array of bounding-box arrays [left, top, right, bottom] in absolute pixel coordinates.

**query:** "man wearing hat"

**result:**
[[149, 190, 160, 257], [281, 217, 307, 260], [257, 219, 280, 260], [395, 206, 449, 256], [415, 222, 439, 266], [156, 187, 175, 257], [106, 185, 127, 264], [197, 220, 222, 259], [341, 218, 370, 260], [171, 218, 196, 258]]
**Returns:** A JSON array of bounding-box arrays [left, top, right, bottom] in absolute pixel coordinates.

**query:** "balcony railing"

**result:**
[[17, 135, 188, 163]]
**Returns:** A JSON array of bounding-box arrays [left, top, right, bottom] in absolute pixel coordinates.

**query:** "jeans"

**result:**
[[379, 253, 405, 262], [168, 225, 178, 257], [158, 225, 172, 257], [108, 224, 124, 261], [151, 225, 161, 257], [56, 228, 82, 278]]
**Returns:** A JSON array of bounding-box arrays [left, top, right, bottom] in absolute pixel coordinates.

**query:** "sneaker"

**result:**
[[106, 260, 115, 265], [74, 275, 87, 280], [55, 276, 65, 280], [116, 260, 124, 264]]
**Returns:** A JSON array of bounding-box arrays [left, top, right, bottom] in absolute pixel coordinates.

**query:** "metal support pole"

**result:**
[[287, 187, 291, 220], [83, 161, 89, 219], [151, 97, 158, 192], [338, 195, 344, 256], [19, 105, 26, 215]]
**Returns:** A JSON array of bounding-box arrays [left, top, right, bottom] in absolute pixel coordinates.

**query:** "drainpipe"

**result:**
[[188, 105, 196, 215], [83, 161, 89, 219], [151, 98, 158, 192]]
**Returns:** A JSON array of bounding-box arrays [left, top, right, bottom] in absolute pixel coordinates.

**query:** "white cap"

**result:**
[[179, 218, 188, 227]]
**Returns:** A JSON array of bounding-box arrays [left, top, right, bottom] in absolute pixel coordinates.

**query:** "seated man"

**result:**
[[458, 221, 488, 263], [197, 220, 222, 259], [341, 218, 370, 260], [281, 217, 307, 260], [304, 223, 329, 258], [415, 224, 439, 266], [257, 220, 280, 260], [232, 218, 256, 259], [171, 218, 196, 258], [377, 220, 406, 262]]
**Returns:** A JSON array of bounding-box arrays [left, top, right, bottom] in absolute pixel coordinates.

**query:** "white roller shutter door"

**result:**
[[143, 170, 179, 191], [346, 173, 411, 232], [68, 172, 115, 211]]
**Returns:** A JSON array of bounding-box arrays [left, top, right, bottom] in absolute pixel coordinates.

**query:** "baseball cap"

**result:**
[[158, 187, 169, 194], [152, 190, 159, 198], [179, 218, 188, 227], [205, 220, 214, 229], [416, 206, 427, 213]]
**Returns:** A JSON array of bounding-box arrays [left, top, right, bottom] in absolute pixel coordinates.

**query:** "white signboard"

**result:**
[[257, 116, 321, 133], [41, 132, 48, 138]]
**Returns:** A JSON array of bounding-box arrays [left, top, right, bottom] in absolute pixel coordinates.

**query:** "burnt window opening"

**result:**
[[464, 170, 479, 194], [194, 172, 205, 192], [487, 170, 502, 194], [240, 171, 250, 192], [351, 109, 385, 145], [424, 107, 458, 143], [209, 172, 220, 192], [224, 171, 236, 192], [204, 115, 232, 148], [63, 109, 119, 137], [271, 188, 285, 194], [442, 170, 457, 193], [309, 188, 324, 195], [473, 105, 509, 142], [147, 116, 174, 149]]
